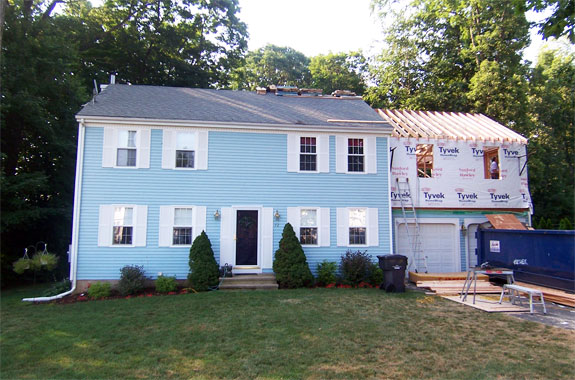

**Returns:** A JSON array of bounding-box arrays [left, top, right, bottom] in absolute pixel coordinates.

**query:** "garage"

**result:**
[[396, 222, 459, 273]]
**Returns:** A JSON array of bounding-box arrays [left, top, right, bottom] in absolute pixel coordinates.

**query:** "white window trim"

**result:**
[[287, 134, 329, 173], [335, 135, 377, 174], [159, 205, 206, 247], [98, 204, 148, 247], [162, 129, 208, 170], [336, 207, 379, 247], [102, 127, 151, 169], [287, 207, 330, 247]]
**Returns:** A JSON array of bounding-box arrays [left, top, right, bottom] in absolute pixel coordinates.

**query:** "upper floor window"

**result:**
[[335, 136, 377, 174], [173, 208, 193, 245], [300, 137, 317, 171], [117, 130, 137, 167], [300, 209, 318, 245], [175, 132, 196, 169], [113, 206, 133, 245], [162, 129, 208, 170], [348, 138, 364, 172], [287, 134, 329, 173], [102, 127, 151, 169], [416, 144, 433, 178]]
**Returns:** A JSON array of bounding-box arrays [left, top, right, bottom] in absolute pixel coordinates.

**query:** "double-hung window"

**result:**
[[117, 130, 137, 167], [300, 137, 317, 171], [348, 208, 367, 245], [299, 209, 318, 245], [175, 132, 196, 168], [348, 138, 364, 172], [99, 204, 147, 247], [113, 206, 133, 245], [159, 205, 206, 247], [173, 208, 193, 245]]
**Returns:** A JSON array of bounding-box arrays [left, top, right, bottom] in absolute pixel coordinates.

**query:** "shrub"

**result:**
[[155, 275, 178, 293], [340, 250, 372, 286], [316, 260, 337, 286], [273, 223, 314, 288], [118, 265, 147, 295], [559, 217, 573, 230], [87, 282, 111, 299], [42, 279, 72, 296], [188, 231, 219, 291], [367, 262, 384, 287]]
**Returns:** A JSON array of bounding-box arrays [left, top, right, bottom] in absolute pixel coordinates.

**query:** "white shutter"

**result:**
[[286, 207, 299, 234], [318, 135, 330, 173], [194, 206, 207, 241], [366, 136, 377, 174], [197, 131, 208, 170], [220, 207, 235, 266], [287, 134, 299, 172], [102, 128, 116, 167], [261, 207, 274, 269], [367, 208, 379, 247], [320, 208, 331, 247], [98, 205, 113, 246], [161, 129, 176, 169], [335, 135, 347, 173], [134, 205, 148, 247], [138, 129, 151, 169], [336, 208, 349, 246], [158, 206, 173, 247]]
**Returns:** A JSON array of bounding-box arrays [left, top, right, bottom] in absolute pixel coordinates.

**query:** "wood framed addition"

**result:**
[[416, 144, 433, 178]]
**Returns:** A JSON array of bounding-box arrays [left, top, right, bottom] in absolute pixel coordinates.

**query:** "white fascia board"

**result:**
[[75, 115, 394, 136]]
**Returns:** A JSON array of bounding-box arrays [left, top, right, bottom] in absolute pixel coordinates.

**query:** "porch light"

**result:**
[[460, 222, 467, 234], [214, 209, 220, 219], [274, 210, 280, 220]]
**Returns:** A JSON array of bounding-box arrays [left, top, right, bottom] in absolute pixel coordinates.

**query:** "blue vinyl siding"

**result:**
[[77, 128, 391, 279]]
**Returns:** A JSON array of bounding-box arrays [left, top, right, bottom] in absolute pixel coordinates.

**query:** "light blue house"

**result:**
[[70, 84, 394, 290]]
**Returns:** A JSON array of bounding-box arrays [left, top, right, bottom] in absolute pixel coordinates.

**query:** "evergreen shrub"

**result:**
[[118, 265, 146, 295], [87, 282, 111, 299], [559, 217, 573, 230], [155, 275, 178, 293], [316, 260, 337, 286], [188, 231, 219, 291], [273, 223, 314, 288], [340, 250, 379, 286]]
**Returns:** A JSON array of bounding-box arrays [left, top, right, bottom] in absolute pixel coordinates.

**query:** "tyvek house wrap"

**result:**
[[389, 138, 532, 209]]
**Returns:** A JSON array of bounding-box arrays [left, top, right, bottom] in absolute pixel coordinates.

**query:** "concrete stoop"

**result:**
[[219, 274, 279, 290]]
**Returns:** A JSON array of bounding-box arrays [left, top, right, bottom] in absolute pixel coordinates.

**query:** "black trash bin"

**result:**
[[377, 255, 408, 293]]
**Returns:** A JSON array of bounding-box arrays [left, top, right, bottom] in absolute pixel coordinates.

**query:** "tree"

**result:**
[[63, 0, 248, 89], [272, 223, 314, 288], [513, 0, 575, 43], [309, 51, 368, 95], [366, 0, 531, 127], [230, 44, 311, 90], [1, 0, 88, 285], [526, 46, 574, 224]]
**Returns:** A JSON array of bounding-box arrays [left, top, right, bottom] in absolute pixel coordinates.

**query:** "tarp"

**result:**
[[390, 138, 532, 209]]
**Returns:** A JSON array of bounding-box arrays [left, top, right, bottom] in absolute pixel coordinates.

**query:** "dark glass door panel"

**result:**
[[236, 210, 258, 265]]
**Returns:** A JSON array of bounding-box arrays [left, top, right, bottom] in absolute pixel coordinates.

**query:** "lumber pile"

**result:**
[[417, 280, 502, 295], [515, 282, 575, 307], [409, 271, 488, 283]]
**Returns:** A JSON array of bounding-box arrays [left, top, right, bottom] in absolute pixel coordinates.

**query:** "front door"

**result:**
[[236, 210, 258, 266]]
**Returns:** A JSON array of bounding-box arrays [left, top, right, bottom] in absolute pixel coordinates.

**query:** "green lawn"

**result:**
[[1, 285, 573, 380]]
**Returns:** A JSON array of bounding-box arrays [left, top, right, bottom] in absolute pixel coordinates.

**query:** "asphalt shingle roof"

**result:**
[[77, 85, 389, 129]]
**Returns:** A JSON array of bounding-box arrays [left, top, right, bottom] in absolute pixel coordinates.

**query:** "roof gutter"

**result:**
[[22, 119, 85, 302]]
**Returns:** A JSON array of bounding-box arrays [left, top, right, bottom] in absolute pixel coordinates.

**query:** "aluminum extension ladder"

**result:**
[[396, 178, 428, 273]]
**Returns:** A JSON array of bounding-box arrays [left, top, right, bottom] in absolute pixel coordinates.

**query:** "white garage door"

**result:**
[[396, 223, 458, 273]]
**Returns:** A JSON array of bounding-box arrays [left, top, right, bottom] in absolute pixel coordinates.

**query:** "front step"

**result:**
[[219, 274, 279, 290]]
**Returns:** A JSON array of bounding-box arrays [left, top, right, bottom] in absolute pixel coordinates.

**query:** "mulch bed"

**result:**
[[52, 287, 191, 304]]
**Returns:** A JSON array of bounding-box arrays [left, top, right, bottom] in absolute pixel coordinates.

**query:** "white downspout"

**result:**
[[23, 119, 85, 302]]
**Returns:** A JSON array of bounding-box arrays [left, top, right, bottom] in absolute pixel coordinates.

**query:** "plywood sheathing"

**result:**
[[377, 110, 528, 144], [409, 271, 488, 282], [485, 214, 527, 230], [442, 295, 530, 312]]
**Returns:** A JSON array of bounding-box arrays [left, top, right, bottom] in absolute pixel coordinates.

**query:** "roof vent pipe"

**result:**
[[110, 74, 116, 85]]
